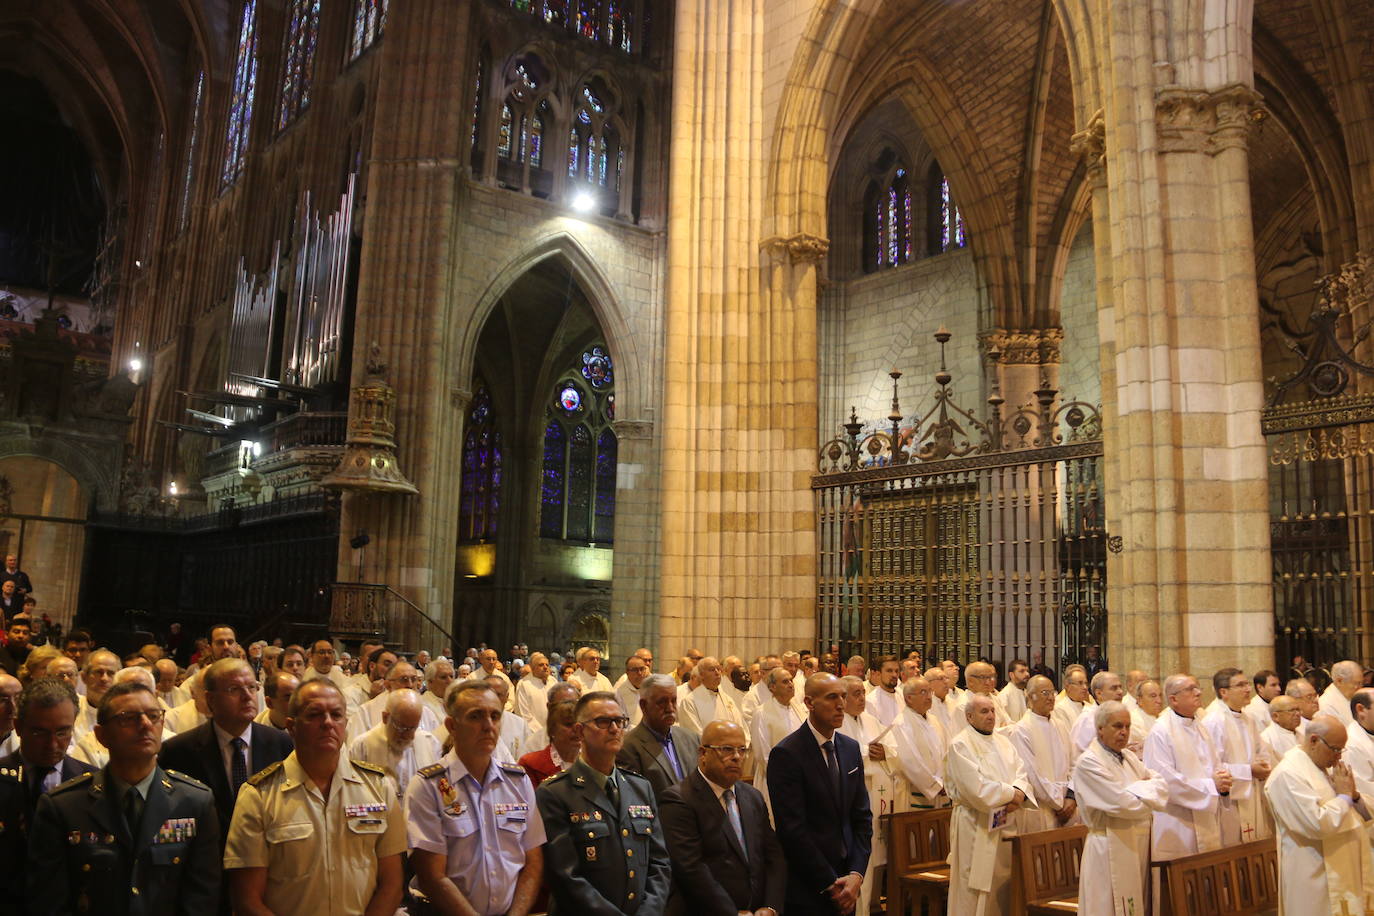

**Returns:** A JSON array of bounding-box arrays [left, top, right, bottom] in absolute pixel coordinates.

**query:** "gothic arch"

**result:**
[[456, 231, 645, 420], [0, 435, 116, 513]]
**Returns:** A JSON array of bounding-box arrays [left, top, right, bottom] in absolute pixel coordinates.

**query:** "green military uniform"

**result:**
[[0, 769, 26, 916], [535, 757, 671, 915], [26, 766, 221, 916]]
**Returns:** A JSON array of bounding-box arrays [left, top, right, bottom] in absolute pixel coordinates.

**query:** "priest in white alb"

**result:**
[[945, 693, 1036, 916], [1265, 714, 1374, 915], [952, 661, 1012, 737], [1128, 679, 1164, 755], [998, 658, 1030, 723], [1201, 667, 1272, 843], [1247, 668, 1281, 731], [839, 675, 902, 916], [1141, 674, 1229, 861], [1319, 660, 1362, 728], [678, 656, 746, 738], [1262, 695, 1304, 761], [1053, 667, 1091, 734], [1070, 670, 1124, 761], [1005, 674, 1076, 832], [1342, 688, 1374, 806], [924, 666, 957, 736], [892, 675, 948, 808], [1121, 670, 1148, 712], [865, 656, 903, 726], [749, 665, 806, 815], [1071, 701, 1169, 916]]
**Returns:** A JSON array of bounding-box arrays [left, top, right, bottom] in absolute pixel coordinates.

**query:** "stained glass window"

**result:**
[[866, 158, 913, 271], [179, 70, 204, 232], [221, 0, 259, 187], [608, 2, 632, 52], [530, 101, 549, 168], [540, 343, 616, 543], [459, 381, 503, 542], [929, 163, 968, 254], [350, 0, 387, 60], [278, 0, 320, 130], [499, 105, 514, 159], [471, 57, 484, 152]]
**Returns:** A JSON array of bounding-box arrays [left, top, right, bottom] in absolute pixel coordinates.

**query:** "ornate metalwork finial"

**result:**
[[321, 345, 419, 496]]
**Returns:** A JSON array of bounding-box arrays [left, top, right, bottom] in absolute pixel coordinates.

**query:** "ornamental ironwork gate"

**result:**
[[814, 332, 1106, 676], [1263, 256, 1374, 679]]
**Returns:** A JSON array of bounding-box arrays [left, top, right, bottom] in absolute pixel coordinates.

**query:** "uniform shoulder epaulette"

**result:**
[[51, 772, 93, 794], [499, 761, 528, 776], [418, 762, 447, 779], [616, 764, 644, 779], [353, 759, 388, 777], [165, 769, 211, 791], [542, 770, 567, 786], [0, 766, 19, 782], [246, 760, 284, 787]]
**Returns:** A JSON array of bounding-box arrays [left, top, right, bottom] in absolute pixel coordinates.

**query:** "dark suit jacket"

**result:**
[[658, 769, 785, 915], [617, 723, 700, 799], [766, 722, 872, 914], [28, 765, 221, 916], [159, 721, 293, 838], [0, 750, 97, 825]]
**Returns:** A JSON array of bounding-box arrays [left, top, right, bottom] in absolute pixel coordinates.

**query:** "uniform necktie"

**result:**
[[231, 736, 249, 794], [606, 773, 621, 811], [31, 765, 54, 796], [822, 739, 841, 802], [723, 787, 747, 856], [123, 787, 144, 835]]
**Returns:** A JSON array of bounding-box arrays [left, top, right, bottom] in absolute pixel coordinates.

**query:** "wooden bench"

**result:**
[[885, 806, 952, 916], [1010, 824, 1088, 915], [1157, 838, 1279, 916]]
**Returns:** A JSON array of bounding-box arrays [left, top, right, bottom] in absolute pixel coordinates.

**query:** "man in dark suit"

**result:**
[[159, 657, 293, 836], [0, 679, 97, 821], [28, 680, 221, 915], [659, 719, 784, 915], [766, 672, 872, 915], [617, 673, 700, 798]]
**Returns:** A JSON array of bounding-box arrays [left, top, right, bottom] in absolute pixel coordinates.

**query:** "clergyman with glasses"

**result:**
[[537, 690, 671, 914], [27, 680, 222, 915]]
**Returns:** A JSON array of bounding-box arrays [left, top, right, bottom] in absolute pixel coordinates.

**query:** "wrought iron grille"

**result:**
[[814, 331, 1105, 676]]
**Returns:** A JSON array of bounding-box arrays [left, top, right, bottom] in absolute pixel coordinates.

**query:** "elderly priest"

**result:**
[[1071, 700, 1168, 916], [945, 693, 1035, 916], [1265, 714, 1374, 916]]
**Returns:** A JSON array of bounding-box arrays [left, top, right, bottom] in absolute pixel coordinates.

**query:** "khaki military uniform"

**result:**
[[223, 752, 406, 916]]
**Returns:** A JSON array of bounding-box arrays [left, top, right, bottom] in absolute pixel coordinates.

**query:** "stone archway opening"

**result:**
[[0, 456, 88, 630]]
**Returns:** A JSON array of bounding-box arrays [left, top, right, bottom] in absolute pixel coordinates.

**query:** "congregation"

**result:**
[[0, 622, 1368, 915]]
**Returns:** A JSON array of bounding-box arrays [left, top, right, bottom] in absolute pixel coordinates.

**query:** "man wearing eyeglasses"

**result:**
[[658, 719, 784, 915], [351, 688, 441, 797], [0, 679, 96, 819], [348, 660, 442, 742], [161, 658, 294, 838], [537, 691, 671, 914], [28, 680, 222, 915]]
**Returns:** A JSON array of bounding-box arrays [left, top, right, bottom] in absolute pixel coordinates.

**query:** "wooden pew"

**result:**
[[1010, 824, 1088, 914], [1157, 838, 1279, 916], [885, 807, 952, 916]]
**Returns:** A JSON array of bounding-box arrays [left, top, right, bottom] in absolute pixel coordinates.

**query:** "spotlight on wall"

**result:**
[[168, 481, 178, 496], [571, 192, 595, 214], [128, 358, 143, 373]]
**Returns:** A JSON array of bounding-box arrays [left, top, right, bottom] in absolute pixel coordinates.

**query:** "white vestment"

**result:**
[[73, 695, 98, 743], [1005, 710, 1074, 833], [514, 674, 554, 729], [615, 680, 643, 727], [1319, 684, 1355, 727], [163, 699, 207, 736], [841, 710, 902, 916], [893, 706, 948, 807], [498, 709, 530, 761], [71, 725, 174, 768], [740, 681, 767, 729], [346, 722, 441, 796], [998, 682, 1027, 723], [1069, 704, 1100, 761], [1141, 709, 1223, 859], [1246, 694, 1273, 731], [1127, 706, 1156, 756], [749, 696, 804, 816], [679, 685, 744, 738], [1052, 695, 1085, 735], [1262, 722, 1301, 762], [950, 691, 1011, 738], [1265, 744, 1374, 916], [1344, 723, 1374, 806], [568, 668, 613, 695], [1202, 705, 1271, 843], [158, 685, 190, 709], [928, 693, 955, 736], [945, 727, 1036, 916], [347, 690, 442, 743], [1071, 740, 1169, 916], [867, 686, 902, 727]]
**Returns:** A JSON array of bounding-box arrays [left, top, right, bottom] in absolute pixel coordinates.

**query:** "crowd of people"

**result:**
[[0, 621, 1369, 915]]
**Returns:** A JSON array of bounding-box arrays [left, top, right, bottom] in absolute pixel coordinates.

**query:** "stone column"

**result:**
[[1055, 2, 1274, 678], [607, 418, 659, 663], [660, 0, 819, 662]]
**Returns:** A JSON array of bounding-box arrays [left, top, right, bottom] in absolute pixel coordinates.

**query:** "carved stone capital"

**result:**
[[1156, 84, 1265, 156], [1069, 110, 1107, 185], [451, 386, 474, 410], [611, 418, 654, 440], [980, 327, 1064, 365], [762, 233, 830, 265]]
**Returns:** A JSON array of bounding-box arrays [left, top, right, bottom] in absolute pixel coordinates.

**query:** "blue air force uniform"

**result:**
[[535, 757, 671, 915], [26, 766, 221, 916]]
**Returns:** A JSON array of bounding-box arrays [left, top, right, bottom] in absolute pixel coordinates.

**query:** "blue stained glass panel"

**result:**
[[567, 425, 593, 541], [581, 346, 613, 388], [593, 429, 617, 542], [179, 71, 204, 231], [559, 385, 582, 412], [539, 421, 566, 538], [350, 0, 387, 59], [221, 0, 259, 187], [277, 0, 320, 130], [499, 105, 513, 159], [488, 431, 502, 537]]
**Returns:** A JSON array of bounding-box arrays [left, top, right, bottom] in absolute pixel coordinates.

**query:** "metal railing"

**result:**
[[330, 582, 457, 657]]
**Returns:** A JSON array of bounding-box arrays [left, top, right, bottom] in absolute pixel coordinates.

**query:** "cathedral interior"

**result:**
[[2, 0, 1373, 678]]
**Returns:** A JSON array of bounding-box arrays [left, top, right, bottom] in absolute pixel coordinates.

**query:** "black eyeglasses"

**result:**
[[107, 709, 166, 728], [584, 715, 630, 731], [703, 745, 747, 759]]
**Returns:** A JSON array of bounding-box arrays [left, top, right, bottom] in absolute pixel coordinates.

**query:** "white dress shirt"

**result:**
[[215, 722, 253, 789]]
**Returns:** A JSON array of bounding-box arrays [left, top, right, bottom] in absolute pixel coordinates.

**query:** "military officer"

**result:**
[[536, 691, 671, 915], [224, 679, 405, 916], [406, 681, 546, 915], [26, 681, 221, 916]]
